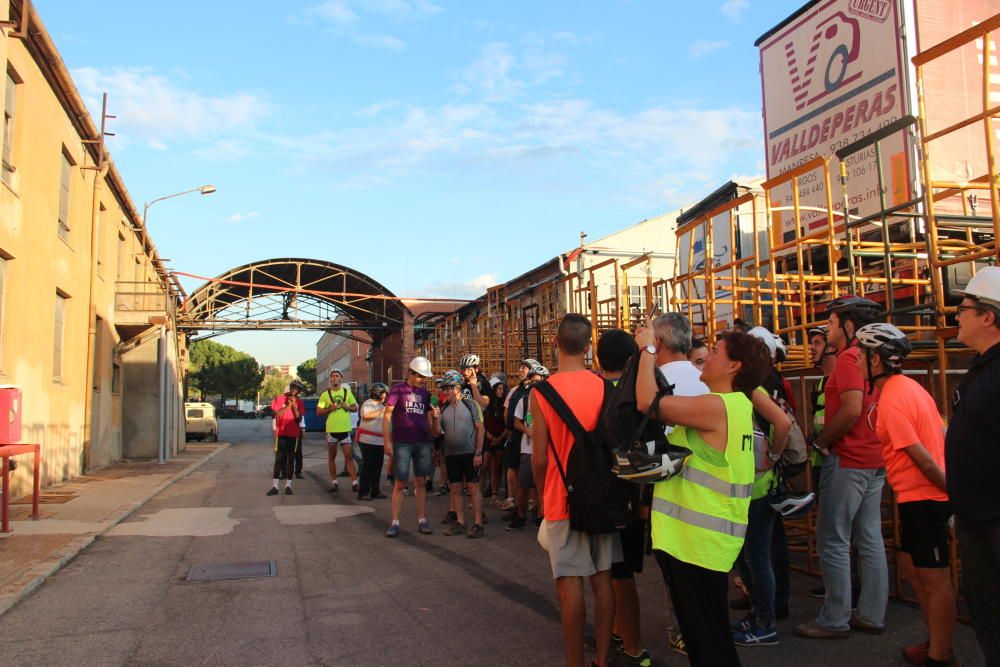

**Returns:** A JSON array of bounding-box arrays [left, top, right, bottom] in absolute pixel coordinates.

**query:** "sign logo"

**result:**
[[785, 11, 862, 111], [848, 0, 890, 23]]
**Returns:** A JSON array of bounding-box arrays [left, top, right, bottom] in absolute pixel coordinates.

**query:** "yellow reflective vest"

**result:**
[[651, 391, 755, 572]]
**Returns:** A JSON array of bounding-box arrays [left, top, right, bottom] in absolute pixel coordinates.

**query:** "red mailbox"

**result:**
[[0, 385, 22, 443]]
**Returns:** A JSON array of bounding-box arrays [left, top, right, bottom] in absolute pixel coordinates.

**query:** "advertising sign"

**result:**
[[758, 0, 912, 246]]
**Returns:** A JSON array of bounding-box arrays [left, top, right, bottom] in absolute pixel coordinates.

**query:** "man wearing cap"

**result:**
[[947, 266, 1000, 664], [383, 356, 439, 537]]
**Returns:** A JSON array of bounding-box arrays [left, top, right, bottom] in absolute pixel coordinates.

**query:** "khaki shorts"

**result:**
[[537, 519, 622, 579]]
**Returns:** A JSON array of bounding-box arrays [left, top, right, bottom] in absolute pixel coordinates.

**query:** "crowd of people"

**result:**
[[263, 265, 1000, 667]]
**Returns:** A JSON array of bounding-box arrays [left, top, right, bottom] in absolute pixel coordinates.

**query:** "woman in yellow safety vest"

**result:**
[[634, 324, 772, 667]]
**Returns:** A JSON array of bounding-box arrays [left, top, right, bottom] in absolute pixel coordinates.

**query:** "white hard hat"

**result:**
[[958, 266, 1000, 309], [748, 326, 778, 359], [409, 356, 433, 377]]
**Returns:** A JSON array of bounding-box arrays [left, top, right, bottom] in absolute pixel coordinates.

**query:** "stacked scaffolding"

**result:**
[[670, 14, 1000, 597]]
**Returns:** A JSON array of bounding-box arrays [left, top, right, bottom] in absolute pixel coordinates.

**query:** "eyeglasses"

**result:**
[[955, 304, 986, 315]]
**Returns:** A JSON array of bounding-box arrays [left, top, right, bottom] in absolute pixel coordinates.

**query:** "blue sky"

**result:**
[[37, 0, 798, 365]]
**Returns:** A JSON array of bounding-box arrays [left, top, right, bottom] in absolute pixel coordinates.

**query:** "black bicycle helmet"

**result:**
[[824, 295, 881, 324], [369, 382, 390, 400]]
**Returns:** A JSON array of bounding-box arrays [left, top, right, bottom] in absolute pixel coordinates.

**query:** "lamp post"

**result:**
[[141, 184, 216, 465]]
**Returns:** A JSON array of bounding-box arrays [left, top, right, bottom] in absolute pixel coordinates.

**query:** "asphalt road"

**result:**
[[0, 420, 985, 666]]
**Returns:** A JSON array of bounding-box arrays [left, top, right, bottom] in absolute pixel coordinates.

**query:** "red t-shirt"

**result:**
[[874, 375, 948, 503], [534, 370, 605, 522], [271, 394, 304, 438], [825, 343, 882, 468]]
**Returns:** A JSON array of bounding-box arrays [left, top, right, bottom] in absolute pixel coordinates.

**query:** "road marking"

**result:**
[[107, 508, 240, 537], [272, 505, 374, 525]]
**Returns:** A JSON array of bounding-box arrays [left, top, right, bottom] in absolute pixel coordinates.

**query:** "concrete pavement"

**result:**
[[0, 419, 987, 666]]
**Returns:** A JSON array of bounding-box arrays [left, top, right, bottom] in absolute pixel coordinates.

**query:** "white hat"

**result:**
[[409, 356, 433, 377], [958, 266, 1000, 309], [748, 326, 778, 359]]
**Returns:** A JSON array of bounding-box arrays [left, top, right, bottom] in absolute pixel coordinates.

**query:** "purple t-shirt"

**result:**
[[386, 382, 430, 443]]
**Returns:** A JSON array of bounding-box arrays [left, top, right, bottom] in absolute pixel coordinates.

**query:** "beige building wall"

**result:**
[[1, 2, 184, 494]]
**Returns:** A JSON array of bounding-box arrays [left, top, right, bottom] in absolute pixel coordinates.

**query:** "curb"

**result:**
[[0, 443, 231, 618]]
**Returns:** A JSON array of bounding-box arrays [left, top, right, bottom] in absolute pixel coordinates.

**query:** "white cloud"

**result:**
[[355, 0, 442, 20], [415, 273, 497, 299], [72, 67, 269, 151], [305, 1, 359, 27], [356, 100, 401, 117], [355, 34, 406, 50], [690, 40, 728, 58], [721, 0, 749, 20], [454, 42, 522, 100], [226, 211, 260, 223]]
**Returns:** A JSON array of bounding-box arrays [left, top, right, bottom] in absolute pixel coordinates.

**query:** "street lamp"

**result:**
[[139, 184, 215, 466]]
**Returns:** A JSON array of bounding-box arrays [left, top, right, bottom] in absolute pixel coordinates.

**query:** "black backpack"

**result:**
[[533, 379, 630, 535], [505, 384, 528, 449], [599, 353, 675, 456]]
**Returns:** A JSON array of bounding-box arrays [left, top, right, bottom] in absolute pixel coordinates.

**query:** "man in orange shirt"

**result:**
[[855, 323, 957, 667], [532, 314, 621, 667]]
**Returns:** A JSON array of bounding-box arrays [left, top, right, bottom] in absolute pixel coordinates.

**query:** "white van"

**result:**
[[185, 402, 218, 442]]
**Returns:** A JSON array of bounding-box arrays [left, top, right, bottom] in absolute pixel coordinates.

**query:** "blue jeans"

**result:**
[[738, 497, 780, 626], [816, 453, 888, 631], [392, 441, 433, 481]]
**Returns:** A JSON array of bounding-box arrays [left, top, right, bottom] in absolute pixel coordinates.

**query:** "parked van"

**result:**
[[185, 402, 218, 442]]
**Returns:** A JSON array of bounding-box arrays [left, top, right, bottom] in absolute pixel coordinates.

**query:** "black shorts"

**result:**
[[327, 431, 351, 445], [899, 499, 952, 568], [611, 519, 646, 579], [484, 434, 506, 454], [507, 434, 523, 469], [445, 453, 479, 484]]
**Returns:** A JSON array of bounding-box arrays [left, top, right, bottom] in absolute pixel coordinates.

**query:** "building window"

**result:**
[[2, 69, 18, 185], [54, 292, 68, 381], [58, 148, 75, 241]]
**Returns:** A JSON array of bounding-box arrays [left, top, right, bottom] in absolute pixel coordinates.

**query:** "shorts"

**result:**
[[611, 519, 646, 579], [537, 519, 623, 579], [899, 499, 952, 568], [445, 453, 479, 484], [518, 453, 535, 489], [484, 434, 506, 454], [507, 434, 522, 469], [327, 431, 351, 446], [392, 441, 433, 482]]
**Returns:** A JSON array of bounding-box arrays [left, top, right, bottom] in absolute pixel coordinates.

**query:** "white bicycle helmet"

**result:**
[[459, 353, 480, 369], [528, 364, 550, 379], [748, 326, 778, 360], [855, 322, 911, 368], [769, 491, 816, 518]]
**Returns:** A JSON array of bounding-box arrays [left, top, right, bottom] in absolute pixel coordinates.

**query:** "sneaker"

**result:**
[[372, 491, 387, 499], [849, 613, 884, 635], [385, 524, 400, 538], [505, 517, 526, 531], [584, 634, 624, 653], [284, 487, 293, 496], [502, 508, 518, 522], [358, 494, 372, 501], [387, 475, 395, 487], [442, 523, 466, 536], [418, 519, 433, 535], [668, 637, 687, 656], [902, 641, 929, 666], [527, 498, 537, 512], [733, 623, 778, 647], [499, 497, 515, 511], [809, 585, 825, 598], [612, 447, 688, 481], [730, 613, 754, 633], [441, 511, 458, 525], [467, 524, 484, 538], [329, 481, 339, 493], [266, 487, 279, 496], [436, 486, 449, 496], [793, 621, 849, 639], [352, 480, 360, 492], [609, 648, 653, 666], [295, 472, 304, 479]]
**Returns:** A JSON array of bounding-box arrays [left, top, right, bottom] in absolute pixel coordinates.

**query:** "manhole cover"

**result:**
[[186, 560, 276, 582]]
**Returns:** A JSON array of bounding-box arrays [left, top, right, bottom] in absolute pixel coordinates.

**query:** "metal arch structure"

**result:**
[[178, 258, 410, 337]]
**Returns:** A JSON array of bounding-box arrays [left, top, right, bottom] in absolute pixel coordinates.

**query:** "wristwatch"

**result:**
[[643, 344, 656, 355]]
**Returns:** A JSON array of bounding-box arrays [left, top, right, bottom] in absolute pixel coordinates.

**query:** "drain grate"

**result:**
[[186, 560, 276, 582]]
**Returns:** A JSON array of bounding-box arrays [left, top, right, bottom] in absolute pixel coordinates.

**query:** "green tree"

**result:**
[[260, 370, 288, 402], [297, 358, 317, 394], [188, 339, 264, 403]]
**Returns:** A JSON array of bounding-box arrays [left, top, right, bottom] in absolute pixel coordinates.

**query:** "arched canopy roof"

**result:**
[[179, 258, 409, 333]]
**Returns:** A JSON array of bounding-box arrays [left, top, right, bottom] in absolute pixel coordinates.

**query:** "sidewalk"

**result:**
[[0, 443, 227, 617]]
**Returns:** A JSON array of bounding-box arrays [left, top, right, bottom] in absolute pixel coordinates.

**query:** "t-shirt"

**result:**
[[270, 394, 304, 438], [317, 386, 357, 433], [358, 399, 385, 445], [659, 360, 709, 396], [386, 382, 431, 443], [462, 373, 491, 405], [946, 341, 1000, 527], [874, 374, 948, 504], [505, 384, 529, 449], [514, 390, 533, 455], [534, 371, 605, 522], [440, 398, 482, 456], [825, 343, 882, 469]]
